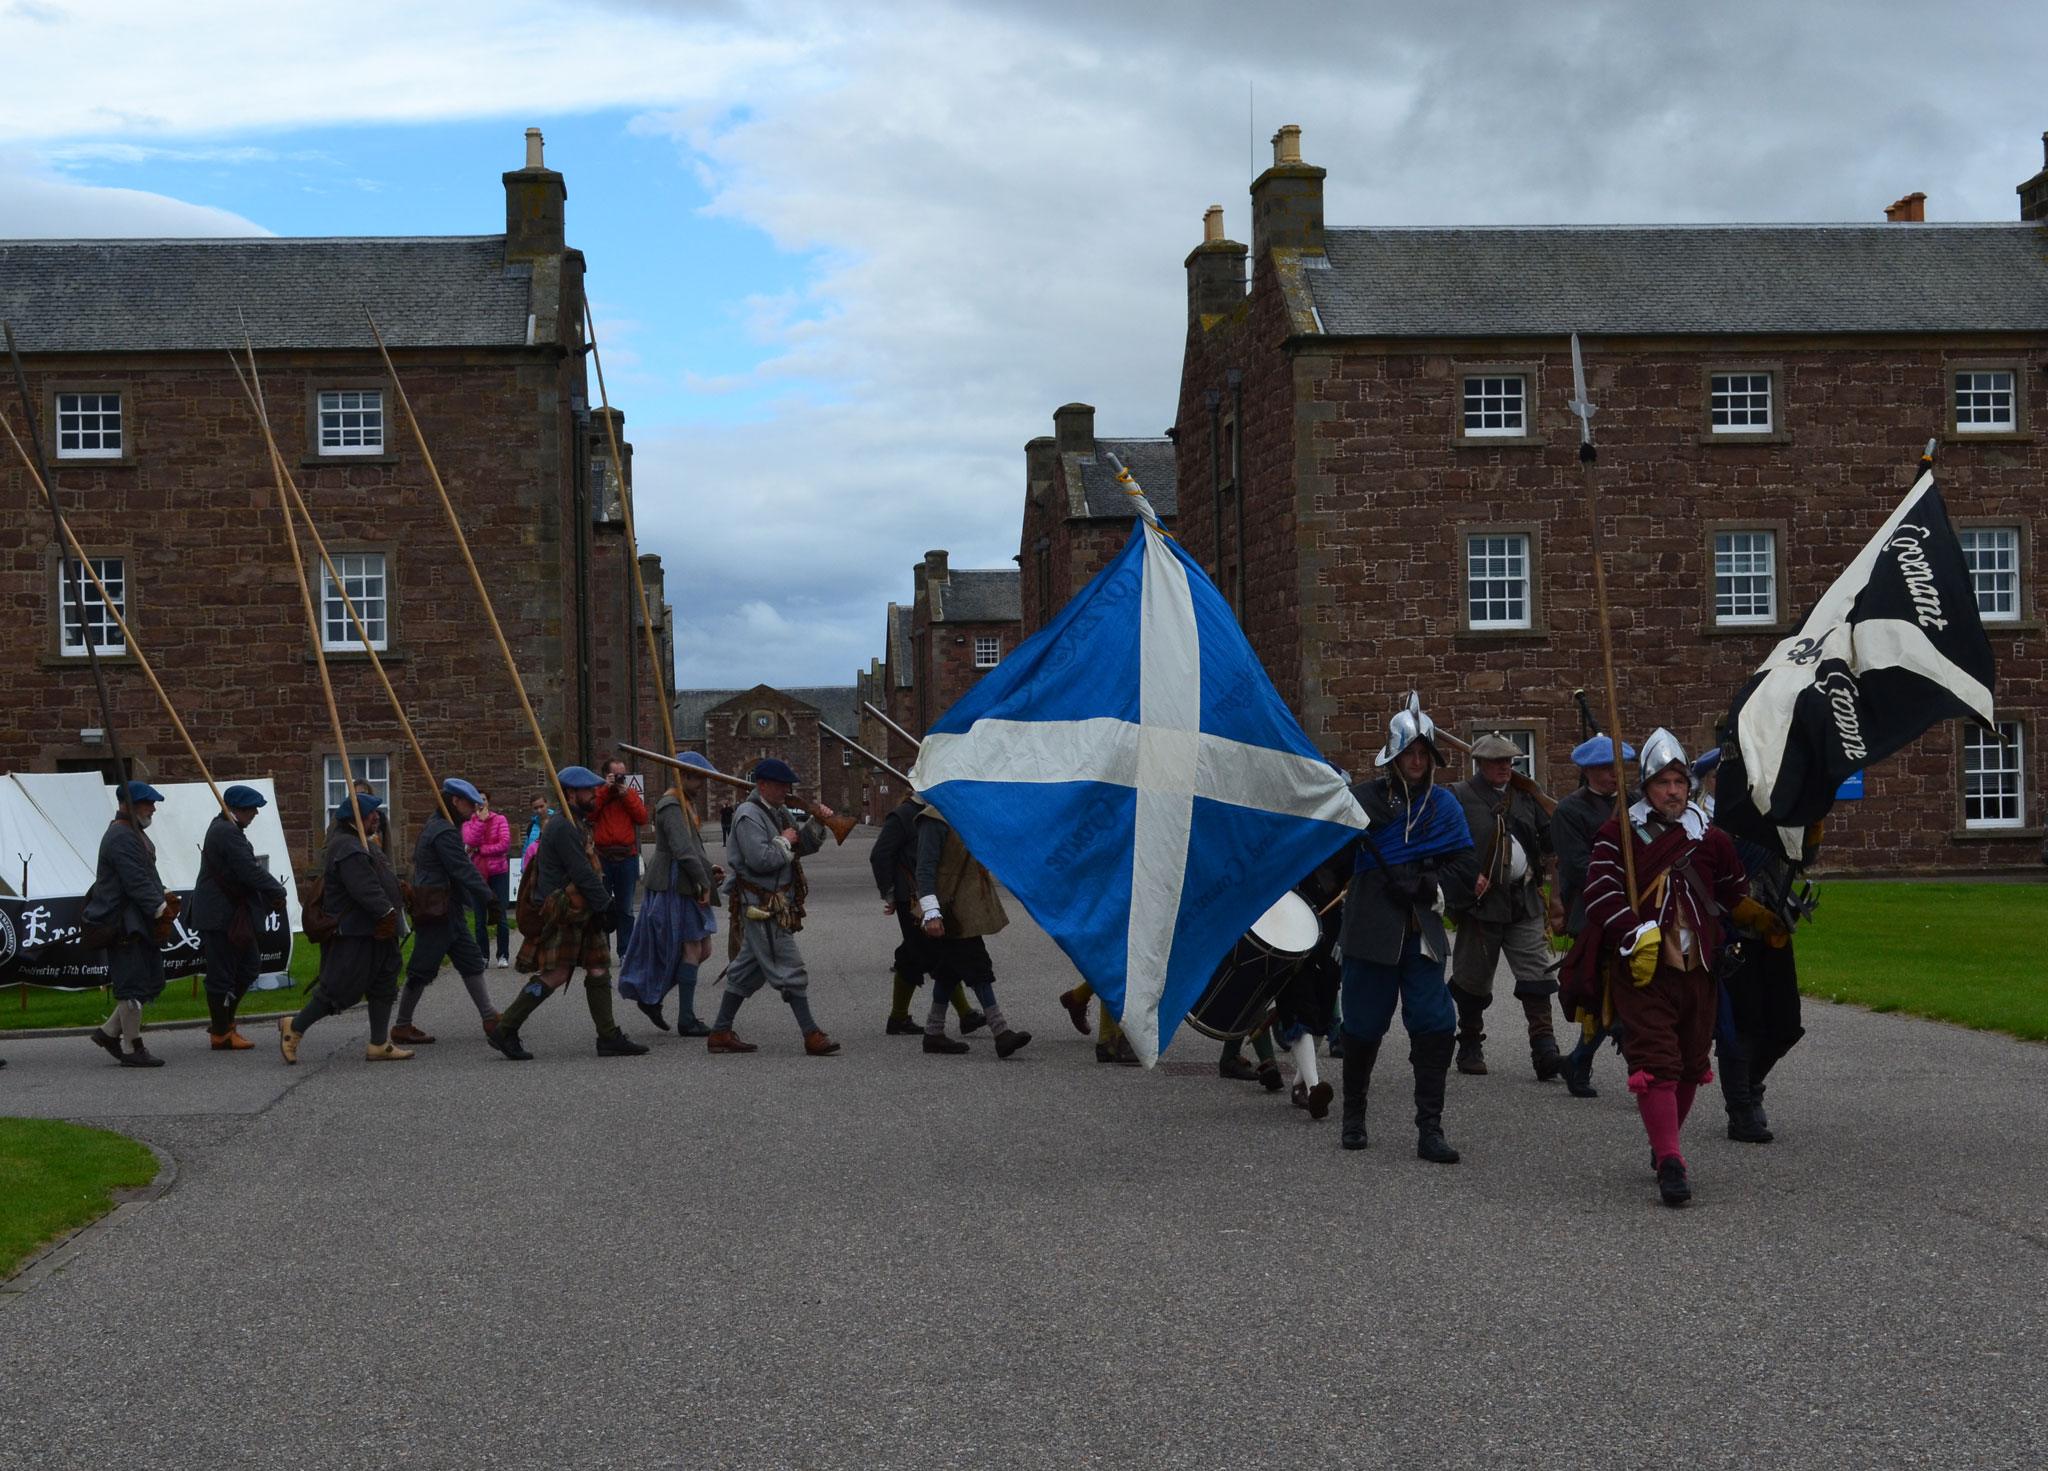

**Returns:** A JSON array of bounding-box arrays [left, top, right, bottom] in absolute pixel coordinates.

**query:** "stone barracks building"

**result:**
[[0, 130, 673, 866], [1172, 125, 2048, 874]]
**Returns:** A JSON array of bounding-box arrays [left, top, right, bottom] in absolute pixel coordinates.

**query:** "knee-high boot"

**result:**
[[1339, 1030, 1380, 1151], [1521, 993, 1564, 1081], [1721, 1034, 1773, 1142], [1453, 990, 1488, 1075], [1411, 1032, 1460, 1164]]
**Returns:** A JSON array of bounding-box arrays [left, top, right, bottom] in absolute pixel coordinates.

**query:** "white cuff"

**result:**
[[1620, 920, 1659, 956], [918, 896, 942, 924]]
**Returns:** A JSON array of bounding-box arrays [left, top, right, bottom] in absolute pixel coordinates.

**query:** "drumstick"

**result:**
[[1316, 885, 1349, 917]]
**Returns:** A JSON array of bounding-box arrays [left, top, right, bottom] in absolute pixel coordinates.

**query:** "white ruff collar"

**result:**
[[1630, 799, 1707, 841]]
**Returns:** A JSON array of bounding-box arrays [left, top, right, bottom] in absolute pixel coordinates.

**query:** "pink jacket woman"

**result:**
[[463, 809, 512, 878]]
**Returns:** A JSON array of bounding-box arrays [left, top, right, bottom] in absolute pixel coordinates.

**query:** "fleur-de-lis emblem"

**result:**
[[1786, 637, 1826, 667]]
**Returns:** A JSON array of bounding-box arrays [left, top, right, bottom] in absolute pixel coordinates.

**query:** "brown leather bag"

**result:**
[[300, 876, 340, 945], [514, 862, 543, 936], [407, 883, 451, 923]]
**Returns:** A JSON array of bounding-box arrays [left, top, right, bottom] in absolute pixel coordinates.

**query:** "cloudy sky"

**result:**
[[2, 0, 2041, 692]]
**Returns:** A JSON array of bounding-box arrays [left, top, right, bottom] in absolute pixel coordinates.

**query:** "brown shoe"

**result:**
[[210, 1027, 256, 1051], [278, 1017, 301, 1065], [1058, 988, 1091, 1034], [364, 1041, 416, 1061], [804, 1029, 841, 1057], [389, 1023, 436, 1046], [707, 1029, 757, 1054]]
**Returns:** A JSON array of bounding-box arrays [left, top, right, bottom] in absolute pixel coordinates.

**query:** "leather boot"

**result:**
[[1339, 1030, 1380, 1151], [1560, 1037, 1600, 1097], [1453, 991, 1487, 1075], [1411, 1033, 1460, 1164], [1521, 994, 1563, 1080], [1720, 1045, 1772, 1143]]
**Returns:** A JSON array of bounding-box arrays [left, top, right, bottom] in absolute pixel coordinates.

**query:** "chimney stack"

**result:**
[[503, 125, 567, 262], [1052, 402, 1096, 455], [1025, 434, 1057, 496], [1883, 191, 1927, 222], [1250, 122, 1326, 260], [1186, 205, 1248, 321], [923, 549, 950, 583], [2020, 131, 2048, 221]]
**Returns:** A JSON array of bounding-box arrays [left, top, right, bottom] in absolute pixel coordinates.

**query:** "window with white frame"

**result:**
[[56, 392, 123, 459], [1462, 375, 1527, 436], [1954, 370, 2016, 433], [1465, 533, 1531, 629], [841, 746, 854, 767], [58, 557, 126, 655], [1962, 722, 2025, 829], [1958, 527, 2021, 622], [325, 755, 390, 816], [1709, 372, 1773, 433], [974, 636, 1002, 668], [317, 389, 384, 455], [1714, 530, 1778, 625], [320, 553, 388, 650]]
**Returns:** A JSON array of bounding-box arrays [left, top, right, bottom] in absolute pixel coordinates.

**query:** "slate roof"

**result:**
[[932, 568, 1021, 624], [1305, 223, 2048, 338], [1075, 437, 1178, 520], [0, 236, 535, 352], [673, 686, 861, 742]]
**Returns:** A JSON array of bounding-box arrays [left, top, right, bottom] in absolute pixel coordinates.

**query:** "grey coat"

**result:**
[[1338, 777, 1478, 967], [641, 794, 715, 897], [187, 813, 288, 932], [726, 793, 824, 897], [84, 819, 168, 1002], [535, 812, 610, 911], [1449, 776, 1549, 926], [410, 813, 494, 917]]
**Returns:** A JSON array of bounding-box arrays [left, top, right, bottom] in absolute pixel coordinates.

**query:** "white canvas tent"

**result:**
[[0, 774, 303, 931]]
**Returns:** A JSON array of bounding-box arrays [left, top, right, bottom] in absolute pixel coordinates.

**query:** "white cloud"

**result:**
[[0, 159, 269, 235]]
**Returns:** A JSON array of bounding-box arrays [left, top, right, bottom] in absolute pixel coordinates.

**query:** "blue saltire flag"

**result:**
[[907, 474, 1367, 1066]]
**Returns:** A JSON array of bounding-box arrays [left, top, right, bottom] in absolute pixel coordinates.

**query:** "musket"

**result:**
[[1430, 723, 1558, 815], [1568, 332, 1639, 908], [817, 721, 914, 786], [862, 699, 922, 752], [615, 742, 856, 844]]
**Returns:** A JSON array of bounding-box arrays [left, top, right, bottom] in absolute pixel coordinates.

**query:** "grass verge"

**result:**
[[1791, 881, 2047, 1042], [2, 937, 332, 1031], [0, 1118, 160, 1277]]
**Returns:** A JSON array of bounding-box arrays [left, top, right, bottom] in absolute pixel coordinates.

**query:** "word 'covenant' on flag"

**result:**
[[906, 476, 1366, 1067], [1720, 462, 1996, 862]]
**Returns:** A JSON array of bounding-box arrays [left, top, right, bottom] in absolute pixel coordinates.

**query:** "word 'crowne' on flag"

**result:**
[[906, 469, 1366, 1067], [1719, 463, 1996, 862]]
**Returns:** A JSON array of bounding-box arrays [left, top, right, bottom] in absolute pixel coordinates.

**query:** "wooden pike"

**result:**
[[0, 344, 227, 815], [365, 310, 575, 826], [238, 334, 371, 847], [228, 347, 450, 826], [583, 301, 694, 824]]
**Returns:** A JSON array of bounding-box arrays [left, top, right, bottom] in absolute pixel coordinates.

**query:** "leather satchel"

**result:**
[[407, 882, 451, 923]]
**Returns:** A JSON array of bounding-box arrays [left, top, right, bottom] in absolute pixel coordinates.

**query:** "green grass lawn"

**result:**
[[1790, 881, 2048, 1041], [0, 1118, 160, 1277], [2, 937, 332, 1031]]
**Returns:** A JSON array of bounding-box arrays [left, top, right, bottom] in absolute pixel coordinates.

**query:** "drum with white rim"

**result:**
[[1185, 889, 1322, 1042]]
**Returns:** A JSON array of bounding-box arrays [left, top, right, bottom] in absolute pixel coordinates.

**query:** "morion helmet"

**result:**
[[1638, 727, 1692, 790], [1375, 691, 1447, 768]]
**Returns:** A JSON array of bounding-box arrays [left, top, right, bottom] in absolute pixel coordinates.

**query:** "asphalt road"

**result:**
[[2, 834, 2042, 1469]]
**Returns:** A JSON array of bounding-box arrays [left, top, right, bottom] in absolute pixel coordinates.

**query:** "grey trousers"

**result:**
[[722, 917, 809, 1001], [1450, 913, 1558, 1002]]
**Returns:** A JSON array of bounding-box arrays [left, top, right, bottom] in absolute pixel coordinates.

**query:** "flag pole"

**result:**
[[1567, 334, 1638, 908]]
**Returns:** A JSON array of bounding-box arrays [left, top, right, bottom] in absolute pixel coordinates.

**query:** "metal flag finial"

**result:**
[[1567, 332, 1597, 451]]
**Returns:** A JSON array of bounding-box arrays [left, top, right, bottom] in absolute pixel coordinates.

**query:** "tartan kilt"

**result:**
[[515, 888, 612, 978]]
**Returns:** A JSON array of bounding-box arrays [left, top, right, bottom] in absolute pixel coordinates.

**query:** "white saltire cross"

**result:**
[[910, 519, 1366, 1065]]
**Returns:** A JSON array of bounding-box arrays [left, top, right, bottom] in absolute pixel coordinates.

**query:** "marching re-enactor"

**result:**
[[1335, 695, 1477, 1164], [618, 749, 722, 1037], [706, 757, 840, 1056], [390, 777, 502, 1046], [870, 791, 982, 1038], [279, 794, 411, 1063], [911, 802, 1030, 1058], [1565, 729, 1784, 1207], [1715, 819, 1805, 1145], [1547, 734, 1635, 1098], [1447, 732, 1564, 1081], [85, 781, 176, 1069], [492, 765, 648, 1061], [189, 784, 289, 1051]]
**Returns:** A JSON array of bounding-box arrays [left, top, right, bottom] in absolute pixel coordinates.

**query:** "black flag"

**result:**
[[1719, 467, 1996, 860]]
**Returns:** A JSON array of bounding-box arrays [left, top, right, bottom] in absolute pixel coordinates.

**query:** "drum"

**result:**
[[1185, 890, 1323, 1042]]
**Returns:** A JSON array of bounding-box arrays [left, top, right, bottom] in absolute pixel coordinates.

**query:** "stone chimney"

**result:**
[[504, 126, 568, 262], [1186, 204, 1248, 321], [2020, 132, 2048, 221], [923, 549, 949, 583], [1251, 123, 1325, 259], [1883, 192, 1927, 222], [1053, 402, 1095, 455], [1025, 434, 1057, 495]]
